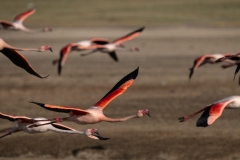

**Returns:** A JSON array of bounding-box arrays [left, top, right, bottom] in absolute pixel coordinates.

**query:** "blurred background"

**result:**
[[0, 1, 240, 160]]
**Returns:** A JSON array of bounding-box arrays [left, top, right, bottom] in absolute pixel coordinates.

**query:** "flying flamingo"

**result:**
[[0, 112, 108, 140], [178, 96, 240, 127], [80, 27, 145, 61], [0, 8, 52, 33], [29, 67, 150, 127], [189, 53, 236, 80], [0, 38, 52, 78], [52, 38, 111, 75]]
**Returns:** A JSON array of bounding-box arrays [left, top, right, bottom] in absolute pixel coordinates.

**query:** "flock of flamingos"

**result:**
[[0, 8, 240, 141]]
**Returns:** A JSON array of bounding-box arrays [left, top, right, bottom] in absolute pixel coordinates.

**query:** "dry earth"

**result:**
[[0, 27, 240, 160]]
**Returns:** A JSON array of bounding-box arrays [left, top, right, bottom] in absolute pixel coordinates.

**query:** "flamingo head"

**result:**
[[38, 46, 53, 52], [130, 47, 140, 52], [85, 128, 109, 140], [117, 43, 125, 48], [136, 109, 151, 118], [42, 27, 52, 32]]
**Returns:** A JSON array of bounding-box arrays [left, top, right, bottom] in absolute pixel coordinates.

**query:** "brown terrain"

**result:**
[[0, 27, 240, 160]]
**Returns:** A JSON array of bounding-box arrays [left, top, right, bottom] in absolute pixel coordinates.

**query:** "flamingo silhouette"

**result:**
[[0, 38, 52, 78], [0, 112, 108, 140], [0, 8, 52, 33], [30, 67, 150, 127], [178, 96, 240, 127]]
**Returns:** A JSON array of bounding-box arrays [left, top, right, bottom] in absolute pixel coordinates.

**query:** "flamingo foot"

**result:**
[[178, 116, 189, 122]]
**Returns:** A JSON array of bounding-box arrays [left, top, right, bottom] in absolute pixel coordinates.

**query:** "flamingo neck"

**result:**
[[49, 127, 85, 135], [4, 42, 38, 52], [101, 114, 137, 122]]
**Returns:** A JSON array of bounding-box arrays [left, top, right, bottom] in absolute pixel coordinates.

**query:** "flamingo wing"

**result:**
[[0, 112, 33, 122], [93, 67, 139, 110], [91, 38, 110, 45], [0, 20, 13, 29], [108, 51, 118, 61], [52, 123, 77, 131], [112, 27, 145, 45], [30, 101, 90, 115], [13, 9, 36, 22], [189, 55, 211, 80], [58, 44, 72, 75], [0, 48, 48, 79], [197, 100, 234, 127], [233, 63, 240, 81]]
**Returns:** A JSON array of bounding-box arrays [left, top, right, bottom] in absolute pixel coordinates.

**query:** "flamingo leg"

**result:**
[[178, 105, 212, 122], [0, 128, 16, 138]]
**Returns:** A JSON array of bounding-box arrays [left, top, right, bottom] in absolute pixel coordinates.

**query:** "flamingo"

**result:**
[[80, 27, 145, 61], [178, 96, 240, 127], [0, 112, 108, 140], [0, 38, 52, 78], [0, 8, 52, 33], [29, 67, 150, 127], [52, 38, 111, 75], [189, 53, 236, 80]]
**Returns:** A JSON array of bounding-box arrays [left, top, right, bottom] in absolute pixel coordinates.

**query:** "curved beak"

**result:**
[[147, 111, 151, 118], [49, 47, 53, 52], [88, 131, 110, 140]]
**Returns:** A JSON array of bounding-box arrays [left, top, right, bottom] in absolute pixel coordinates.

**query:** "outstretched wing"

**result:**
[[52, 123, 77, 131], [91, 38, 110, 45], [13, 9, 36, 23], [93, 67, 139, 110], [233, 64, 240, 81], [0, 112, 33, 123], [1, 48, 48, 79], [113, 27, 145, 45], [30, 101, 90, 116], [196, 100, 234, 127], [0, 20, 13, 29], [189, 55, 210, 80], [108, 51, 118, 61], [58, 44, 72, 76]]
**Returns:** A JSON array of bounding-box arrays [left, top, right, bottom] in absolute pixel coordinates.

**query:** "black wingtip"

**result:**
[[137, 27, 145, 32], [131, 67, 139, 80], [29, 101, 45, 107]]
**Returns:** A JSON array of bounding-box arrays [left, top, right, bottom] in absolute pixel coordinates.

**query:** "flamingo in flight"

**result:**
[[80, 27, 145, 61], [0, 38, 52, 78], [215, 53, 240, 81], [0, 112, 108, 140], [189, 53, 237, 80], [29, 67, 150, 127], [0, 8, 52, 33], [178, 96, 240, 127], [52, 38, 111, 75]]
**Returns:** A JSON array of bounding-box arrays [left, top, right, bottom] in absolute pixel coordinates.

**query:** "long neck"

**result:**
[[101, 114, 137, 122], [4, 42, 38, 51], [20, 26, 44, 34], [49, 127, 85, 135]]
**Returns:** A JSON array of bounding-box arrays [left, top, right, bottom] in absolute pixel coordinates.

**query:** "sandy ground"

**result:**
[[0, 27, 240, 160]]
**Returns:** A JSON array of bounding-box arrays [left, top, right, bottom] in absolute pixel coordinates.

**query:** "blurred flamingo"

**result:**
[[189, 53, 236, 80], [0, 8, 52, 33], [0, 112, 108, 140], [80, 27, 145, 61], [30, 67, 150, 127], [52, 38, 110, 75], [178, 96, 240, 127], [0, 38, 52, 78]]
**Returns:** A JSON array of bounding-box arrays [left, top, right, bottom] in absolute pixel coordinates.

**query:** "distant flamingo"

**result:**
[[52, 38, 110, 75], [29, 67, 150, 127], [0, 8, 52, 33], [189, 53, 236, 80], [0, 112, 108, 140], [0, 38, 52, 78], [80, 27, 145, 61], [178, 96, 240, 127]]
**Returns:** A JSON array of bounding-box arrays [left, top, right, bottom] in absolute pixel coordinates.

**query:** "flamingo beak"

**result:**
[[49, 47, 53, 52], [147, 111, 151, 118]]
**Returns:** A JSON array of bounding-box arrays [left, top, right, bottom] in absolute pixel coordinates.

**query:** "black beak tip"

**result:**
[[148, 112, 151, 118], [50, 47, 53, 52]]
